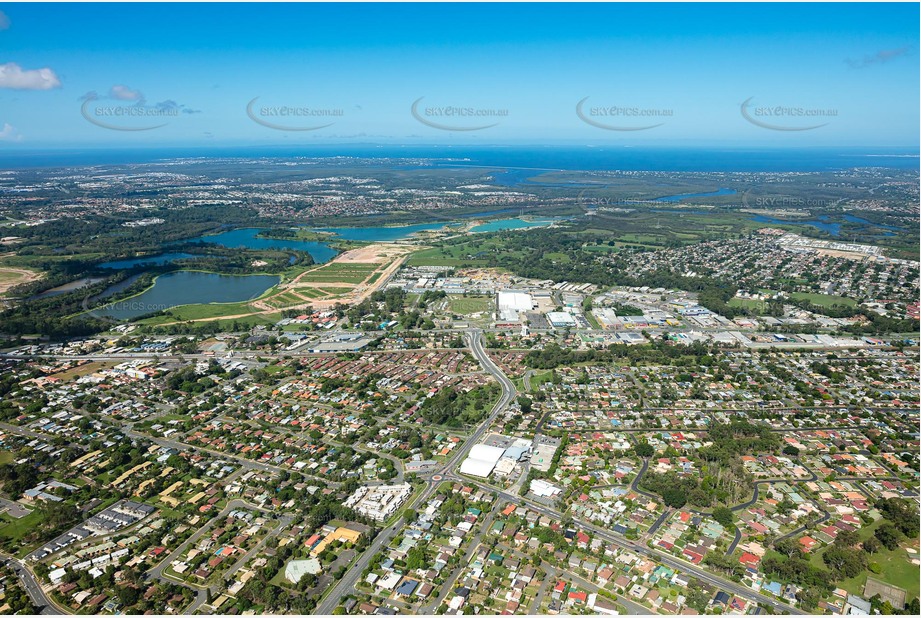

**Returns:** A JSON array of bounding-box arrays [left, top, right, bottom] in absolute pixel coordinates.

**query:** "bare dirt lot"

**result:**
[[0, 266, 42, 297], [334, 243, 418, 264]]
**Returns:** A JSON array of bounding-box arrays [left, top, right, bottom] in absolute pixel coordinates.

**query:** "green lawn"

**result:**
[[789, 292, 857, 308], [728, 297, 767, 312], [405, 247, 470, 267], [0, 509, 44, 542], [298, 263, 378, 284], [407, 238, 526, 267], [161, 301, 259, 320], [808, 516, 920, 600], [448, 296, 493, 315], [584, 311, 601, 329], [0, 451, 14, 465]]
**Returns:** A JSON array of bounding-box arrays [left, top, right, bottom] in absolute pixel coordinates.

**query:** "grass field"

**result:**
[[584, 311, 601, 329], [407, 238, 527, 267], [808, 516, 920, 600], [728, 298, 768, 312], [298, 262, 378, 283], [162, 301, 258, 320], [138, 303, 281, 328], [366, 270, 384, 285], [448, 296, 493, 315], [405, 246, 473, 266], [789, 292, 857, 308], [262, 291, 305, 308], [527, 370, 556, 392], [0, 509, 43, 542], [50, 361, 116, 381], [0, 451, 13, 464]]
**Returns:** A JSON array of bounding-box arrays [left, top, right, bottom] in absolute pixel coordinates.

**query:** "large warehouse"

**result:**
[[459, 444, 507, 478], [496, 291, 533, 322], [497, 291, 533, 312]]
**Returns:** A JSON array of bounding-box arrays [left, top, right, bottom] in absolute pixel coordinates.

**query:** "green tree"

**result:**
[[875, 522, 902, 551], [712, 506, 735, 529], [634, 442, 654, 458]]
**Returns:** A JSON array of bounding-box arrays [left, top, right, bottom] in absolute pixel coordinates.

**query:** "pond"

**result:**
[[92, 271, 279, 321], [470, 218, 557, 233]]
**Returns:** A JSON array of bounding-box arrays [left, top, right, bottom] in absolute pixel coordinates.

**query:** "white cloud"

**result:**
[[0, 11, 10, 30], [0, 62, 61, 90], [0, 123, 22, 142], [109, 84, 144, 102]]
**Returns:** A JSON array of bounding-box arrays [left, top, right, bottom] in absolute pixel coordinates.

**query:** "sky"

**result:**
[[0, 2, 918, 149]]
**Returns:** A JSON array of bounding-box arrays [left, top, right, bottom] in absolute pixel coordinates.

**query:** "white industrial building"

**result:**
[[459, 444, 507, 478], [530, 479, 563, 498], [547, 311, 577, 328], [497, 291, 533, 312], [497, 291, 533, 323]]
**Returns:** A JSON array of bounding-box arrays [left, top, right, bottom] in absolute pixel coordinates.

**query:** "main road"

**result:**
[[319, 328, 806, 615], [314, 329, 517, 614], [0, 552, 68, 614]]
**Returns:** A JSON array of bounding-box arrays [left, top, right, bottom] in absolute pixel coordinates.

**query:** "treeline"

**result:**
[[524, 339, 724, 370], [701, 420, 780, 465]]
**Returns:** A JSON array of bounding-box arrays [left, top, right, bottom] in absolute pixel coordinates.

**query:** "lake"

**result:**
[[470, 218, 557, 233], [842, 214, 902, 236], [749, 214, 841, 236], [93, 271, 280, 321], [31, 277, 106, 300], [191, 228, 338, 263]]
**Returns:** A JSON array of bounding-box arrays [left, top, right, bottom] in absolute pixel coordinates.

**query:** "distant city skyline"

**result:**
[[0, 2, 918, 148]]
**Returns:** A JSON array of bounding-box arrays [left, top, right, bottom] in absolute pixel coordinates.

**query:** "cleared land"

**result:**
[[0, 265, 42, 297]]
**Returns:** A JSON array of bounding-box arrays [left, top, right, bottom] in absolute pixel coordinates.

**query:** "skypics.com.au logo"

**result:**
[[576, 97, 673, 131], [246, 97, 344, 131], [740, 97, 837, 131], [411, 97, 508, 131], [80, 85, 198, 131]]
